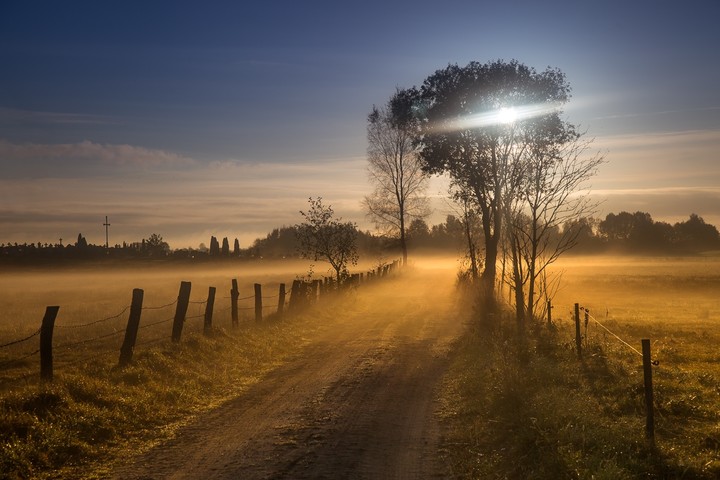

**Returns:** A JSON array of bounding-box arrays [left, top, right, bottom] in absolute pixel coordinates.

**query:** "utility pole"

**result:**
[[103, 216, 111, 248]]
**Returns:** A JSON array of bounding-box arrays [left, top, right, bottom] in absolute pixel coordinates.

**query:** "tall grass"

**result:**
[[441, 255, 720, 479], [0, 311, 328, 479]]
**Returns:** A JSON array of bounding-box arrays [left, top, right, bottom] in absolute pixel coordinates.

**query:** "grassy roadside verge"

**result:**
[[0, 309, 325, 480], [438, 316, 720, 479]]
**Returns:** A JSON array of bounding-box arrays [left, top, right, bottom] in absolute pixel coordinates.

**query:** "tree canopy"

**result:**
[[413, 59, 579, 313]]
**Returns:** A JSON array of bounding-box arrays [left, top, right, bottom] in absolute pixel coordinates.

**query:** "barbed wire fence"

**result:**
[[547, 299, 659, 444], [0, 259, 403, 388]]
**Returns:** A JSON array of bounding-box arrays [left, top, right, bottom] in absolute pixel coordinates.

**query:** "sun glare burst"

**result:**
[[434, 102, 563, 133], [498, 107, 517, 124]]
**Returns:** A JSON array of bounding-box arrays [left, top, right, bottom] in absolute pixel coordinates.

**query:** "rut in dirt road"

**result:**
[[111, 269, 465, 479]]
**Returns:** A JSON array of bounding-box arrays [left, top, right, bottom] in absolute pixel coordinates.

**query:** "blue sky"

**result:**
[[1, 1, 719, 248]]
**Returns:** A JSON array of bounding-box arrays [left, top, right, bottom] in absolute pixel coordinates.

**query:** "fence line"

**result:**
[[550, 299, 658, 444], [0, 259, 404, 385]]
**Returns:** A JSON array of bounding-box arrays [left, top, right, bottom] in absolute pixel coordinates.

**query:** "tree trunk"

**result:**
[[463, 205, 478, 280], [399, 216, 408, 267], [481, 234, 498, 313], [510, 237, 525, 329], [477, 200, 497, 314]]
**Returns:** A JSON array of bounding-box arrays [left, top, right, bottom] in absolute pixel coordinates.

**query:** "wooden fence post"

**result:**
[[231, 279, 239, 327], [584, 308, 590, 347], [204, 286, 216, 336], [574, 303, 582, 358], [642, 338, 655, 444], [289, 280, 301, 311], [277, 283, 286, 316], [311, 280, 321, 303], [298, 281, 309, 304], [546, 300, 552, 328], [172, 281, 191, 342], [119, 288, 144, 367], [40, 306, 59, 382], [254, 283, 262, 322]]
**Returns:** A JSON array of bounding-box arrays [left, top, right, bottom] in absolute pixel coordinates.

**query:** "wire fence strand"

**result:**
[[0, 328, 41, 349], [55, 306, 130, 329], [584, 309, 644, 358], [138, 317, 174, 330], [55, 329, 124, 350], [0, 349, 40, 368], [142, 299, 177, 310]]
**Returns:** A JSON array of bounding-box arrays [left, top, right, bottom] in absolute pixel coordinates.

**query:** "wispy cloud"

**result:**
[[0, 155, 372, 248], [590, 106, 720, 122], [0, 139, 196, 174], [0, 107, 117, 126], [592, 129, 720, 188], [592, 186, 720, 196]]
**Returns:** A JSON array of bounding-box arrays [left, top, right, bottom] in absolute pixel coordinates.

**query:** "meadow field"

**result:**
[[443, 254, 720, 479], [1, 255, 719, 478]]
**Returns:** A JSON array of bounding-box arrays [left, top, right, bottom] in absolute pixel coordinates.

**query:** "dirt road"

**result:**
[[110, 268, 464, 479]]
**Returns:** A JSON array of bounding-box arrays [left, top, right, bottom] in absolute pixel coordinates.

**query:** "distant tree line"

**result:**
[[2, 211, 716, 265], [405, 211, 720, 255], [0, 233, 172, 262], [243, 225, 386, 259], [567, 211, 720, 254]]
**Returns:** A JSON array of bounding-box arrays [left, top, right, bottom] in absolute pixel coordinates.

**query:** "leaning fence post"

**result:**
[[277, 283, 286, 316], [289, 280, 301, 311], [172, 281, 191, 342], [254, 283, 262, 322], [40, 306, 60, 382], [231, 279, 239, 327], [642, 339, 655, 444], [119, 288, 144, 367], [204, 286, 216, 336], [574, 303, 582, 358]]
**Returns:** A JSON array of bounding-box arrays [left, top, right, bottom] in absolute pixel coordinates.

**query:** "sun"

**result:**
[[497, 107, 517, 124]]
